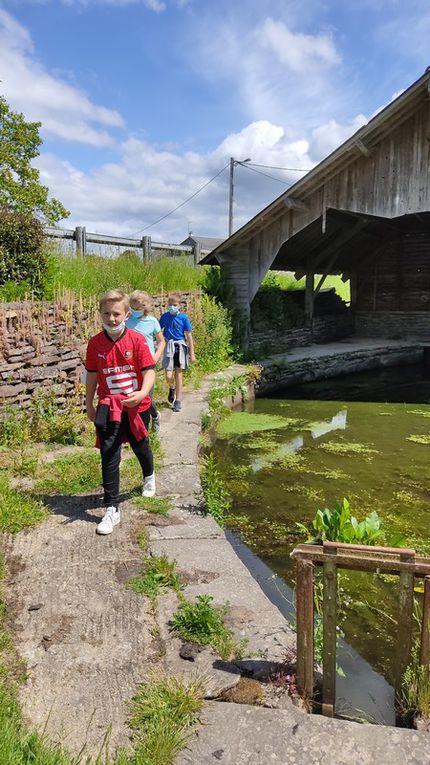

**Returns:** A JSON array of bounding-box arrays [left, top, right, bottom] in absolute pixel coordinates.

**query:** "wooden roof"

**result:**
[[201, 68, 430, 266], [272, 208, 430, 275]]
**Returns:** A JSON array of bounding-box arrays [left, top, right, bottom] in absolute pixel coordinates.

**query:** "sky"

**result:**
[[1, 0, 430, 243]]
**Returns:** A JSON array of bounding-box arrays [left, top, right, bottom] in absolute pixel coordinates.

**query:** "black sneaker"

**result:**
[[173, 400, 182, 412], [168, 387, 175, 403], [152, 413, 161, 434]]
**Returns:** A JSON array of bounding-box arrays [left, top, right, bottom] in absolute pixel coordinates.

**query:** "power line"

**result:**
[[240, 162, 295, 186], [246, 161, 311, 172], [131, 163, 229, 237]]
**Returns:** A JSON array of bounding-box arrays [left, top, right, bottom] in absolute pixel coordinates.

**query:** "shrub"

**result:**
[[0, 212, 47, 296], [190, 294, 233, 373]]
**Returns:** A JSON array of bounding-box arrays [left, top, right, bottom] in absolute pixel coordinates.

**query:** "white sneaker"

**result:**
[[142, 474, 156, 497], [97, 506, 120, 535]]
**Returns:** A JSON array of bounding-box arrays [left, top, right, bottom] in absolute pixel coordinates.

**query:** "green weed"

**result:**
[[200, 453, 231, 527], [171, 594, 247, 661], [401, 661, 430, 719], [128, 673, 205, 765], [132, 495, 172, 516], [0, 477, 47, 533], [127, 554, 181, 599], [35, 452, 101, 495]]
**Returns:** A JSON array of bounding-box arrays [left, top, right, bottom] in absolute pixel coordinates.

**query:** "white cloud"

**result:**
[[309, 115, 367, 161], [0, 9, 124, 146], [187, 12, 349, 135], [260, 18, 340, 73]]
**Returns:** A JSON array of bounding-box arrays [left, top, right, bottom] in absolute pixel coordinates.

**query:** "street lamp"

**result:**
[[228, 156, 251, 237]]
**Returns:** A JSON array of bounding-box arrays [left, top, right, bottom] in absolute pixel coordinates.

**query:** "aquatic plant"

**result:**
[[406, 410, 430, 419], [216, 412, 289, 438], [297, 498, 406, 546], [319, 441, 378, 458], [406, 435, 430, 445]]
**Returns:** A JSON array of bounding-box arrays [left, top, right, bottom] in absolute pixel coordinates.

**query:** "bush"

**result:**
[[0, 212, 47, 295], [191, 294, 233, 373], [251, 275, 305, 332]]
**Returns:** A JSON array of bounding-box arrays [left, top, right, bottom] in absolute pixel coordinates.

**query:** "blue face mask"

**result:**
[[168, 305, 180, 314], [130, 309, 142, 318]]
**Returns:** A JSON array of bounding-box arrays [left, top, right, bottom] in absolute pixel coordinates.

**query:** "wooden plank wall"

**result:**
[[356, 231, 430, 312]]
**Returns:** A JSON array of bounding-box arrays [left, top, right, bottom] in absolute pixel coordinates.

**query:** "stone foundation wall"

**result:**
[[258, 344, 423, 394], [249, 314, 354, 355], [0, 291, 200, 409], [355, 311, 430, 339]]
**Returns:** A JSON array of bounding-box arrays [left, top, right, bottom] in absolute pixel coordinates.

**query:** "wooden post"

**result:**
[[420, 576, 430, 665], [81, 226, 87, 256], [395, 551, 415, 698], [305, 268, 314, 328], [142, 236, 151, 262], [75, 226, 83, 256], [322, 545, 337, 717], [296, 559, 314, 700], [193, 241, 202, 265]]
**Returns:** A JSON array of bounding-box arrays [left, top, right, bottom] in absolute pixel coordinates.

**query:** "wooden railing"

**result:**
[[291, 541, 430, 717], [44, 226, 206, 262]]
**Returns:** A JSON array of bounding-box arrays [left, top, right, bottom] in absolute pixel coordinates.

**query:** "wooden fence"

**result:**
[[291, 540, 430, 718], [44, 226, 206, 264]]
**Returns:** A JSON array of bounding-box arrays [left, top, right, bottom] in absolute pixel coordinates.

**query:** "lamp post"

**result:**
[[228, 156, 251, 237]]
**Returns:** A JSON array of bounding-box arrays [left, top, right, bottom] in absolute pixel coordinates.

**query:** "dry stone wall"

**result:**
[[0, 291, 200, 409], [249, 314, 354, 355]]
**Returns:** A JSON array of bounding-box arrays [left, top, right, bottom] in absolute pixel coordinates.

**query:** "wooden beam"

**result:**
[[420, 576, 430, 666], [296, 559, 314, 700], [305, 269, 314, 322], [322, 546, 337, 717], [354, 139, 372, 158], [283, 197, 309, 212]]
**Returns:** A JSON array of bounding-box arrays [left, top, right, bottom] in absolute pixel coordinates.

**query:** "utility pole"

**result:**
[[228, 156, 251, 238]]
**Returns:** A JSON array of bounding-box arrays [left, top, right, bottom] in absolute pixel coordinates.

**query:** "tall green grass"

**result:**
[[51, 252, 205, 298]]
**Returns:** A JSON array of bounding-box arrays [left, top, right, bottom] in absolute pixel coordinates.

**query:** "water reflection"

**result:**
[[251, 409, 347, 473]]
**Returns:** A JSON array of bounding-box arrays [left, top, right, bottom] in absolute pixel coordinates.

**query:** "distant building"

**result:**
[[180, 235, 225, 258]]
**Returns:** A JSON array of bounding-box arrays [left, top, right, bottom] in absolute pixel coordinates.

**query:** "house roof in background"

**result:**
[[181, 235, 226, 253]]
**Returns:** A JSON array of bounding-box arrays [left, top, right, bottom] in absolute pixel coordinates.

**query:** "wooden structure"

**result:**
[[201, 69, 430, 347], [45, 226, 208, 263], [291, 541, 430, 718]]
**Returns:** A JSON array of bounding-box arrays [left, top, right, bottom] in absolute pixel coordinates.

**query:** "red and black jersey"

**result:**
[[85, 328, 155, 412]]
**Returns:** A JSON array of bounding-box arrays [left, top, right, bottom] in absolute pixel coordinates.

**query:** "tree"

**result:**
[[0, 96, 69, 223]]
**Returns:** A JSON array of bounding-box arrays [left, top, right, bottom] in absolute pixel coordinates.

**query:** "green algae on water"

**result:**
[[216, 412, 290, 438], [406, 434, 430, 445], [319, 441, 378, 458]]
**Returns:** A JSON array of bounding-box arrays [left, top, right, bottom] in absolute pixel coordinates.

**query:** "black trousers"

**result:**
[[97, 409, 153, 507]]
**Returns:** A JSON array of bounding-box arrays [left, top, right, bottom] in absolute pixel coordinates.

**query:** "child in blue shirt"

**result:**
[[159, 292, 195, 412], [126, 291, 166, 432]]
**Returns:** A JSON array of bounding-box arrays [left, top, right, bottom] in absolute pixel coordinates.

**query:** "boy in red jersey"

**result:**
[[85, 289, 156, 535]]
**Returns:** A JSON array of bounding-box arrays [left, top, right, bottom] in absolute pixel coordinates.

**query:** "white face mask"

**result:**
[[103, 321, 126, 337]]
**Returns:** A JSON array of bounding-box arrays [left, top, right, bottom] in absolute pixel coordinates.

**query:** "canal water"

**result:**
[[211, 363, 430, 724]]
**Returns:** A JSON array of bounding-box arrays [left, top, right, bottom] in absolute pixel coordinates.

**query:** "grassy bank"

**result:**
[[51, 252, 205, 299]]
